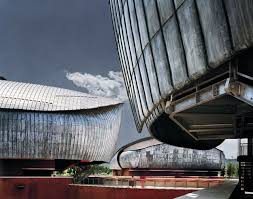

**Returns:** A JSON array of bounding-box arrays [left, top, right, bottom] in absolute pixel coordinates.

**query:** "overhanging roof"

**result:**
[[0, 80, 122, 111]]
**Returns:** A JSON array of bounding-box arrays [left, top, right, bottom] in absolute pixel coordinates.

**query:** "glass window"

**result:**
[[143, 0, 160, 38], [151, 31, 173, 98]]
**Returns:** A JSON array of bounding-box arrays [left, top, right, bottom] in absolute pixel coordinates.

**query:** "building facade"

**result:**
[[0, 80, 123, 175], [110, 138, 225, 176], [109, 0, 253, 149]]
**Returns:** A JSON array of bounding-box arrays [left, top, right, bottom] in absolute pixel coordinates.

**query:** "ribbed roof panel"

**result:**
[[0, 80, 122, 111]]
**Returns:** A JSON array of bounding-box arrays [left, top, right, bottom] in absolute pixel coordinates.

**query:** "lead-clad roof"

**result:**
[[0, 80, 122, 111]]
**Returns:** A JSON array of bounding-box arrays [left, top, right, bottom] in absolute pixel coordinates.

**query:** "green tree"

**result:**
[[227, 162, 233, 177], [56, 164, 112, 183], [233, 163, 239, 177], [226, 162, 239, 178], [220, 166, 225, 177]]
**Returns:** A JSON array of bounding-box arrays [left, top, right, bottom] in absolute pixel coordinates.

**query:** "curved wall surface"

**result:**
[[109, 0, 253, 149], [110, 138, 225, 171], [0, 80, 123, 162]]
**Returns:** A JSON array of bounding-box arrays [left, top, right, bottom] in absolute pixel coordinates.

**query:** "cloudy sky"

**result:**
[[0, 0, 237, 158]]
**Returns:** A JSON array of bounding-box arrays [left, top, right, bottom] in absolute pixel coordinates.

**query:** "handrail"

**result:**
[[80, 176, 224, 189]]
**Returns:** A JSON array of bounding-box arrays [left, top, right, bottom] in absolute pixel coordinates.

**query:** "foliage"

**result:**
[[220, 166, 225, 177], [88, 165, 112, 175], [226, 162, 239, 178], [56, 164, 112, 183], [226, 162, 233, 177]]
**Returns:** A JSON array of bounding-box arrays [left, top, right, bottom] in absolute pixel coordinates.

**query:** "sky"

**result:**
[[0, 0, 237, 158]]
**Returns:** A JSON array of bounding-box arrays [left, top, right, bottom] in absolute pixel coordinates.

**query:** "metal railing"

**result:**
[[80, 176, 224, 189]]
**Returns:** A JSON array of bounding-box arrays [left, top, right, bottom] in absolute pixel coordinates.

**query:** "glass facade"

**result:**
[[0, 80, 123, 162]]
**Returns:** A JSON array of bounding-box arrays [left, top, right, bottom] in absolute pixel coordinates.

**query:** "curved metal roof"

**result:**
[[0, 80, 122, 111], [116, 137, 223, 154], [110, 137, 225, 170], [115, 137, 162, 155]]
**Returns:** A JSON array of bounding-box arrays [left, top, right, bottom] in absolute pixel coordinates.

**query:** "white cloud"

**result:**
[[66, 71, 128, 101]]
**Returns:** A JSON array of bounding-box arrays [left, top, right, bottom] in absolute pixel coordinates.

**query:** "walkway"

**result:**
[[176, 180, 238, 199]]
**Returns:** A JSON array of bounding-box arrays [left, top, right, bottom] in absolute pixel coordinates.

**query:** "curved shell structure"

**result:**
[[110, 138, 225, 171], [110, 0, 253, 149], [0, 80, 123, 162]]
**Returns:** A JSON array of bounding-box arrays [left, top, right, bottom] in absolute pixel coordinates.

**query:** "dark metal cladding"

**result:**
[[196, 0, 232, 67], [224, 0, 253, 51], [0, 80, 123, 162], [109, 0, 253, 149], [110, 138, 225, 171]]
